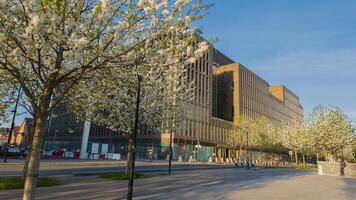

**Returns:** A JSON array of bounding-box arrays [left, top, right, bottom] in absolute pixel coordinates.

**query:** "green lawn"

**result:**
[[100, 172, 150, 181], [0, 177, 62, 190]]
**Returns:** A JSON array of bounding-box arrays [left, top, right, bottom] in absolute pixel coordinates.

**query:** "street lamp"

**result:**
[[3, 86, 22, 163], [44, 113, 57, 153], [127, 75, 142, 200], [246, 130, 250, 170], [52, 129, 59, 151]]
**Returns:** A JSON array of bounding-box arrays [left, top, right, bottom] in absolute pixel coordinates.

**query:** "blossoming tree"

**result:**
[[227, 116, 254, 162], [310, 105, 355, 162], [67, 42, 204, 173], [0, 0, 209, 199], [278, 118, 311, 165], [249, 117, 278, 152]]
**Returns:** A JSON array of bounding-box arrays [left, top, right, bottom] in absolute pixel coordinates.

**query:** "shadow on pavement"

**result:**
[[341, 177, 356, 199], [1, 168, 338, 200]]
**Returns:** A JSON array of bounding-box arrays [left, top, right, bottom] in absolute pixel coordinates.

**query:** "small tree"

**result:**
[[228, 116, 253, 162], [67, 50, 199, 173], [250, 117, 277, 152], [310, 105, 355, 162], [278, 118, 309, 165]]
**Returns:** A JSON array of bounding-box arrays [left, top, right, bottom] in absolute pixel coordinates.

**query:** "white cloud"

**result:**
[[251, 49, 356, 75]]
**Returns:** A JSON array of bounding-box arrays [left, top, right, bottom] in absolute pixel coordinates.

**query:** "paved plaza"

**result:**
[[0, 167, 355, 200]]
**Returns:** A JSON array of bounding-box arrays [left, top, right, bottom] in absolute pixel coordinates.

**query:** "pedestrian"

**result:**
[[340, 158, 346, 176], [245, 162, 250, 170]]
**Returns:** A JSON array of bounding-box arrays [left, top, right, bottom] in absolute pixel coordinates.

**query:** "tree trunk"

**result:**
[[294, 151, 298, 165], [23, 90, 51, 200], [126, 135, 133, 175], [302, 154, 306, 166], [22, 131, 34, 181], [23, 112, 37, 181], [238, 145, 242, 162]]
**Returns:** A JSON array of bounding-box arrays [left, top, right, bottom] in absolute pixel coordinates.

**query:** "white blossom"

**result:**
[[162, 9, 170, 16]]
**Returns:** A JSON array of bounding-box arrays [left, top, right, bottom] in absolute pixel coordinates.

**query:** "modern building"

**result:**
[[212, 63, 304, 126], [44, 45, 303, 161]]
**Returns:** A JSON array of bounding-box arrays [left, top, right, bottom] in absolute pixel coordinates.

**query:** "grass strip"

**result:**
[[100, 172, 150, 181], [0, 177, 62, 190]]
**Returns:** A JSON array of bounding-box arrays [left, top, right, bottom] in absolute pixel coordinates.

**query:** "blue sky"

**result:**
[[198, 0, 356, 121]]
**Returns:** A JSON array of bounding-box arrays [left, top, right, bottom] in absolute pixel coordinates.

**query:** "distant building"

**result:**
[[11, 118, 33, 148], [44, 44, 303, 161], [0, 127, 10, 146]]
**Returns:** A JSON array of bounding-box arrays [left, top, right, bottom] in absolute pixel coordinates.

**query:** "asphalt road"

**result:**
[[1, 168, 355, 200], [0, 159, 236, 177]]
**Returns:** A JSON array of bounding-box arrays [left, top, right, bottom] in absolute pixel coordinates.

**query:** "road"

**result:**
[[0, 159, 235, 177], [0, 167, 355, 200]]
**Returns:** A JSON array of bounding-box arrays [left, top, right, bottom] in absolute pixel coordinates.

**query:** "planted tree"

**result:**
[[67, 48, 202, 173], [310, 105, 355, 162], [278, 118, 310, 165], [249, 117, 279, 164], [250, 117, 277, 152], [228, 116, 253, 162]]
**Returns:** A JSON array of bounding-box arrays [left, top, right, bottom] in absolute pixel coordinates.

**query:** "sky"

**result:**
[[198, 0, 356, 122]]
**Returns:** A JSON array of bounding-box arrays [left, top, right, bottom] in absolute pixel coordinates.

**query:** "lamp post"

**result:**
[[3, 86, 22, 163], [168, 127, 173, 174], [44, 113, 57, 154], [52, 129, 59, 151], [127, 75, 142, 200]]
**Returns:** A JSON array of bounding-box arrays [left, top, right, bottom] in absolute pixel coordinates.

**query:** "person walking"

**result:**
[[340, 158, 346, 176]]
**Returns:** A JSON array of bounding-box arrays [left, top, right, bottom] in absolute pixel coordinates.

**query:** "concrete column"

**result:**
[[217, 147, 222, 162], [80, 120, 91, 159]]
